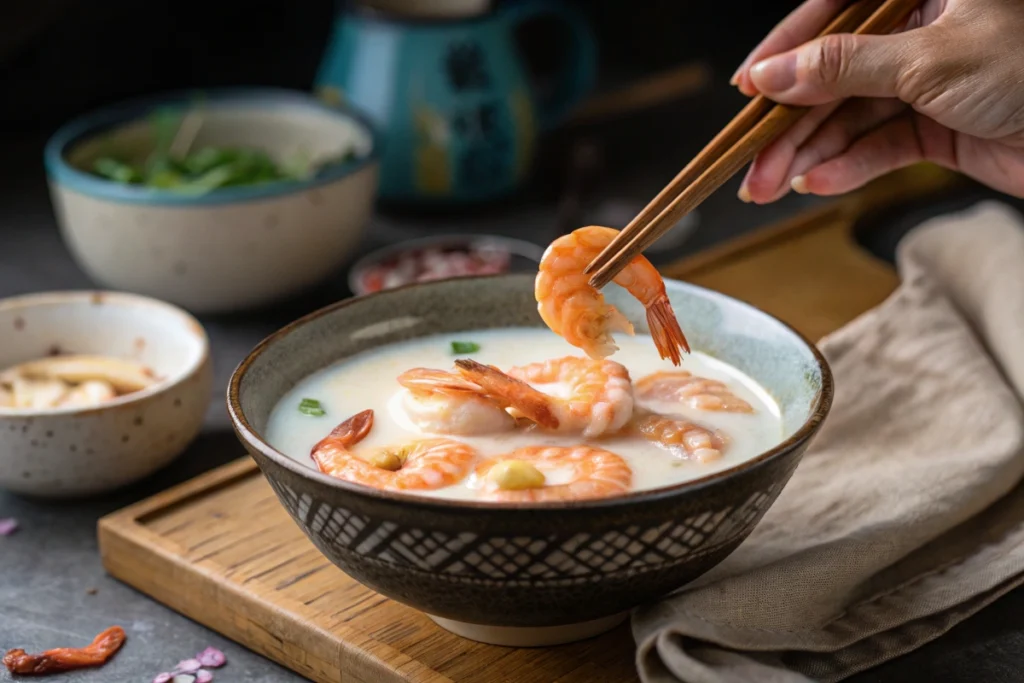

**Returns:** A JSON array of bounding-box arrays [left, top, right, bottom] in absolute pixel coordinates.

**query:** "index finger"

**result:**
[[733, 0, 854, 95]]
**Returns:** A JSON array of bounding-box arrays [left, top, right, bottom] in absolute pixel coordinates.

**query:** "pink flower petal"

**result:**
[[175, 658, 201, 673], [195, 646, 226, 668], [153, 674, 172, 683], [196, 671, 213, 683], [0, 518, 18, 536]]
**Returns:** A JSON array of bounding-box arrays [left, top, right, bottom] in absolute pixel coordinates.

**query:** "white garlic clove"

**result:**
[[58, 380, 118, 408], [11, 376, 71, 409]]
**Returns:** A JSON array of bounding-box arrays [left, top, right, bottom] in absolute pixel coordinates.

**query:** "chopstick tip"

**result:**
[[588, 268, 613, 290]]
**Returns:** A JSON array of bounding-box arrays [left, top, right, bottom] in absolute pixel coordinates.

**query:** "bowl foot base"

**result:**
[[426, 612, 628, 647]]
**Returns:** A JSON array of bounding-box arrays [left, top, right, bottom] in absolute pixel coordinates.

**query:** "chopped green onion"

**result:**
[[450, 341, 480, 355], [88, 106, 361, 193], [298, 398, 326, 417], [93, 157, 143, 184]]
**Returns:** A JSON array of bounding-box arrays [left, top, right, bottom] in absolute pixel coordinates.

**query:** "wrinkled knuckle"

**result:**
[[807, 34, 856, 92], [897, 58, 960, 107], [895, 59, 939, 105], [894, 34, 948, 104]]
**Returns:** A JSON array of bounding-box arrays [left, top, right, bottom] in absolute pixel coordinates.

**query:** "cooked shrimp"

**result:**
[[506, 356, 634, 436], [311, 409, 476, 491], [630, 409, 728, 463], [453, 357, 633, 438], [3, 625, 126, 675], [475, 445, 633, 502], [536, 226, 690, 365], [636, 370, 754, 413], [396, 368, 516, 435]]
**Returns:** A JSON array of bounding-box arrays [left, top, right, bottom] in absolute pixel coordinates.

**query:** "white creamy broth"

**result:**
[[265, 327, 783, 500]]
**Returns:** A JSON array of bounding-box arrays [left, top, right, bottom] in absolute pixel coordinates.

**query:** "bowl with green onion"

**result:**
[[45, 88, 379, 313]]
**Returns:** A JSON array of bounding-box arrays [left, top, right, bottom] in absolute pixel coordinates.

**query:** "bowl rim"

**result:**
[[0, 290, 210, 417], [44, 87, 380, 207], [347, 234, 547, 295], [228, 273, 834, 511]]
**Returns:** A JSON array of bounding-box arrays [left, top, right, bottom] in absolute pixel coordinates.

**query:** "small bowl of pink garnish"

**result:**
[[348, 234, 545, 296]]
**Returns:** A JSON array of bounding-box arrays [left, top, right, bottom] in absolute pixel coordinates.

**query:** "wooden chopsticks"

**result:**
[[585, 0, 921, 289], [583, 0, 885, 277]]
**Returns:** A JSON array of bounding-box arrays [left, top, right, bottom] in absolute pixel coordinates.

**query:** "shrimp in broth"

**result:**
[[312, 409, 477, 491], [396, 367, 517, 435], [453, 357, 634, 438], [636, 370, 754, 413], [475, 445, 633, 502], [266, 328, 784, 503], [629, 409, 728, 463]]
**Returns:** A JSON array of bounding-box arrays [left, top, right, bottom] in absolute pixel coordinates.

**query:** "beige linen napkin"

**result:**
[[634, 200, 1024, 683]]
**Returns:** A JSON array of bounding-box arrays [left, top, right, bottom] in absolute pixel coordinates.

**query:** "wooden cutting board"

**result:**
[[97, 165, 960, 683]]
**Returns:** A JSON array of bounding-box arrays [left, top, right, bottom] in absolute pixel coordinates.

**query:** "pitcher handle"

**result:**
[[501, 0, 598, 131]]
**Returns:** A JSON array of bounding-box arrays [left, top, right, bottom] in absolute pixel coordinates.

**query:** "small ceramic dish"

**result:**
[[228, 274, 832, 647], [347, 234, 544, 295], [45, 88, 379, 314], [0, 291, 212, 498]]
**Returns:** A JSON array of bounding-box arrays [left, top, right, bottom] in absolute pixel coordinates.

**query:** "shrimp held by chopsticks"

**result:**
[[536, 226, 690, 365]]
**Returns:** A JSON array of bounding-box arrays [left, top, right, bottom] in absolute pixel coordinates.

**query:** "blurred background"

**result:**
[[2, 0, 792, 131], [0, 0, 823, 287]]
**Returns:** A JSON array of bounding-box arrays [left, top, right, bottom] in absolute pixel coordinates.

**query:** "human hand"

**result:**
[[730, 0, 1024, 203]]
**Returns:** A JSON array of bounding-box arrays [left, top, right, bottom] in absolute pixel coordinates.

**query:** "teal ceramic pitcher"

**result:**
[[315, 1, 597, 204]]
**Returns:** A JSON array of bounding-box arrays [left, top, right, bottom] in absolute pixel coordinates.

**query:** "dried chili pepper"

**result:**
[[3, 625, 125, 675]]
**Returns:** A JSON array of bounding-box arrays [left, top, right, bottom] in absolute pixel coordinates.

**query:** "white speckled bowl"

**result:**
[[45, 88, 379, 314], [0, 291, 212, 498]]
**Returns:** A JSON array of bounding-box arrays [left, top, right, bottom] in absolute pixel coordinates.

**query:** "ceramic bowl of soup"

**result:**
[[227, 274, 832, 646]]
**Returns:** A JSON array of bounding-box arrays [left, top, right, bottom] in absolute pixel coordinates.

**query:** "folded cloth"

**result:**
[[633, 201, 1024, 683]]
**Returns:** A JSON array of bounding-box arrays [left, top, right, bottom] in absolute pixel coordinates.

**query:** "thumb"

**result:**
[[748, 31, 930, 105]]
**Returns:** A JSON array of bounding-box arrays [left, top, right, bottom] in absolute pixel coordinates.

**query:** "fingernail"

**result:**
[[750, 53, 797, 94], [738, 185, 752, 203], [729, 59, 746, 86], [791, 175, 809, 194]]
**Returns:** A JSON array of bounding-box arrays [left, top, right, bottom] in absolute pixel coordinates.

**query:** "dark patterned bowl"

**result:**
[[227, 274, 832, 646]]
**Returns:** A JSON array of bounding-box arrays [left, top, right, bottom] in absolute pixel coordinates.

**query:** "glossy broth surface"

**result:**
[[265, 328, 783, 500]]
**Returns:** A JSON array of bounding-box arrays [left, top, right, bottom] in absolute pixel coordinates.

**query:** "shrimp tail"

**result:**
[[453, 359, 560, 430], [646, 295, 690, 365], [311, 410, 373, 475], [313, 409, 374, 458], [397, 368, 482, 395]]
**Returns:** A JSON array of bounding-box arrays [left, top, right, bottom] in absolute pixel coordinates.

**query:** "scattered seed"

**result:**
[[196, 647, 226, 668], [176, 658, 201, 673]]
